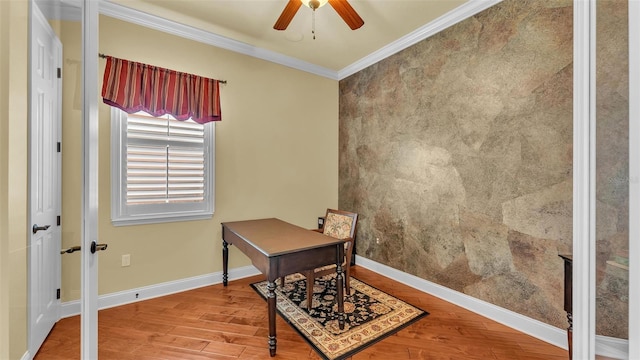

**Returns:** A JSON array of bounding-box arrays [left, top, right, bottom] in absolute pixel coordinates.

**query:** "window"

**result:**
[[111, 108, 214, 226]]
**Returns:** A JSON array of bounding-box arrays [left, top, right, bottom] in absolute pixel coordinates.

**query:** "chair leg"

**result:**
[[306, 273, 314, 310], [345, 268, 350, 296]]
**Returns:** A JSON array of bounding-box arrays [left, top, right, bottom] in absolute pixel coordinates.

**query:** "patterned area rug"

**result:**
[[251, 273, 428, 360]]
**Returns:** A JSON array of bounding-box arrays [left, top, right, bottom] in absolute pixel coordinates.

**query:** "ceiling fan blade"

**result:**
[[328, 0, 364, 30], [274, 0, 303, 30]]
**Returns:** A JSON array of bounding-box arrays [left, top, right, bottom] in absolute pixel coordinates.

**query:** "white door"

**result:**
[[29, 3, 62, 356]]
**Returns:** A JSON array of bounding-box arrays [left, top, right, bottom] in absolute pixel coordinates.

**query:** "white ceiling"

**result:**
[[36, 0, 501, 79], [109, 0, 468, 71]]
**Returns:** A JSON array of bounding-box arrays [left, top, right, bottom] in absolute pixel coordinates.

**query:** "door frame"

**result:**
[[74, 0, 637, 358], [572, 1, 596, 358], [574, 0, 639, 358], [80, 0, 100, 358], [628, 0, 639, 357]]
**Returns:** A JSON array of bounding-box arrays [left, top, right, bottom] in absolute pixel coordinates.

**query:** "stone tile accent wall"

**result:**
[[339, 0, 628, 337], [595, 0, 629, 339]]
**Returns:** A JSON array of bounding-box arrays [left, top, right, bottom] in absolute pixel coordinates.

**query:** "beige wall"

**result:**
[[55, 16, 339, 300], [0, 2, 10, 358], [0, 8, 337, 358], [50, 18, 83, 302], [0, 2, 11, 358], [0, 1, 29, 359]]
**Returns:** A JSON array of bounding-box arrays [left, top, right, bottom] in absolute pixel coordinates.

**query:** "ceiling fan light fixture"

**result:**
[[302, 0, 328, 10], [273, 0, 364, 32]]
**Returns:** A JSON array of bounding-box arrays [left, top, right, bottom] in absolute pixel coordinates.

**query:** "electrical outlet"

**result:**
[[122, 254, 131, 267], [376, 238, 380, 244]]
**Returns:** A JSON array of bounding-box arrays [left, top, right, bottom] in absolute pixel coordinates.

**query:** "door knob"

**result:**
[[32, 224, 51, 234], [90, 241, 108, 254], [60, 246, 81, 254]]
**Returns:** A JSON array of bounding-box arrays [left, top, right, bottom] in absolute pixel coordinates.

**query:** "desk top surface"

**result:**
[[222, 218, 344, 257]]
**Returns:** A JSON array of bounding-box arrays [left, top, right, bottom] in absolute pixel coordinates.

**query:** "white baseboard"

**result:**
[[354, 255, 567, 348], [596, 335, 629, 359], [56, 258, 629, 359], [354, 255, 629, 359], [20, 351, 30, 360], [60, 265, 260, 319]]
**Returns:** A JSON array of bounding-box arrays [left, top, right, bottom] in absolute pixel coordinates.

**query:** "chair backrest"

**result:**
[[322, 209, 358, 241], [322, 209, 358, 267]]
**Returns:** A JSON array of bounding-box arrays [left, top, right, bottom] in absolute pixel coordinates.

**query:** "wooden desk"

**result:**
[[221, 218, 346, 357], [559, 254, 572, 360]]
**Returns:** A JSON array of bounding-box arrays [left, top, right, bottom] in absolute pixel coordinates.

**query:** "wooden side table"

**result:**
[[558, 254, 572, 360]]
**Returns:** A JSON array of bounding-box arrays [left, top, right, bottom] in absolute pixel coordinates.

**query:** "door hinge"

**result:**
[[56, 288, 60, 300], [57, 215, 61, 226], [57, 142, 61, 153], [57, 67, 61, 79]]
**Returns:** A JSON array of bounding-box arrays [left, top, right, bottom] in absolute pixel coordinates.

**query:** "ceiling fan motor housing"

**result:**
[[308, 0, 321, 10], [274, 0, 364, 31]]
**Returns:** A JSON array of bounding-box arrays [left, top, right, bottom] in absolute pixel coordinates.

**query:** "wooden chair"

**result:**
[[304, 209, 358, 309]]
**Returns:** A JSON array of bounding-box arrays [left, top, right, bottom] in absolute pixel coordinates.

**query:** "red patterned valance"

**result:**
[[101, 56, 222, 124]]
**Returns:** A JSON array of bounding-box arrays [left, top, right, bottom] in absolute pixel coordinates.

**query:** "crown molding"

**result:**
[[337, 0, 504, 80], [98, 0, 339, 80], [35, 0, 82, 21], [39, 0, 504, 82]]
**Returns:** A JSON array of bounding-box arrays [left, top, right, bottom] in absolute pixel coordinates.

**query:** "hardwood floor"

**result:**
[[35, 266, 575, 360]]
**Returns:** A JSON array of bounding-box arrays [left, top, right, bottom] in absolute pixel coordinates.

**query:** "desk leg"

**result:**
[[336, 245, 345, 331], [267, 280, 277, 356], [222, 240, 229, 286]]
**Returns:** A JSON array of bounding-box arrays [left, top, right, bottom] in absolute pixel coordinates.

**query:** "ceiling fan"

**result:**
[[273, 0, 364, 31]]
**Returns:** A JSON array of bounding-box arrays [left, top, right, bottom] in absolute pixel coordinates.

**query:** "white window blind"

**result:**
[[111, 109, 214, 226]]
